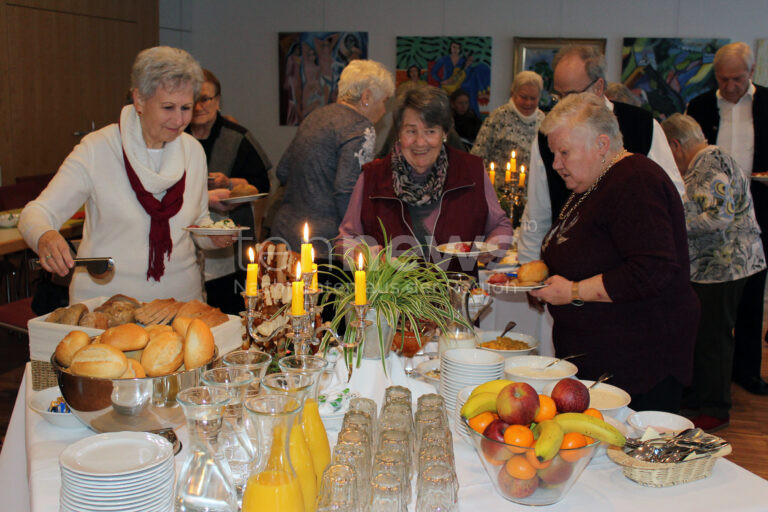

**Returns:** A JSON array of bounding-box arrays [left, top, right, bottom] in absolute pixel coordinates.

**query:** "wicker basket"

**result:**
[[607, 442, 731, 487]]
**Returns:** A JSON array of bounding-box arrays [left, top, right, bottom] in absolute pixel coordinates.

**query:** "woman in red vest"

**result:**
[[337, 85, 512, 265]]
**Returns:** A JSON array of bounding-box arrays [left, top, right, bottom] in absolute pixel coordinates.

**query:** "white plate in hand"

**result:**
[[219, 192, 269, 204], [437, 241, 499, 257], [183, 226, 249, 235]]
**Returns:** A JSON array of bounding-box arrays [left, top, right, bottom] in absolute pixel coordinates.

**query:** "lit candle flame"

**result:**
[[489, 162, 495, 171], [358, 253, 364, 271], [296, 262, 302, 279], [521, 165, 525, 173], [248, 246, 255, 263], [511, 150, 516, 159], [506, 162, 511, 171], [303, 222, 309, 243]]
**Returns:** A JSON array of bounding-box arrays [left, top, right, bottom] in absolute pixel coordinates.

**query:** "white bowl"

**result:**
[[442, 348, 505, 366], [0, 212, 19, 228], [542, 378, 631, 418], [29, 386, 84, 429], [626, 411, 694, 435], [504, 355, 578, 393], [476, 330, 539, 357]]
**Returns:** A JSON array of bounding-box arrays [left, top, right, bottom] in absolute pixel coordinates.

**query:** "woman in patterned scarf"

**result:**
[[337, 85, 512, 267]]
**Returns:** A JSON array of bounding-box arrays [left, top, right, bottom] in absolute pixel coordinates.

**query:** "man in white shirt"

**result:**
[[687, 42, 768, 396], [518, 46, 684, 264]]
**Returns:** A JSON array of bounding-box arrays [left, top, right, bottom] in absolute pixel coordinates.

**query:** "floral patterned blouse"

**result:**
[[470, 100, 544, 171], [684, 145, 766, 283]]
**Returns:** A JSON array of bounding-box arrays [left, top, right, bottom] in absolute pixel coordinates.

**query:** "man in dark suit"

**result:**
[[688, 42, 768, 398]]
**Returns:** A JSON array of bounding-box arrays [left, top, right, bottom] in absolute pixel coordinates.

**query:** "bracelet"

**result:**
[[571, 280, 584, 307]]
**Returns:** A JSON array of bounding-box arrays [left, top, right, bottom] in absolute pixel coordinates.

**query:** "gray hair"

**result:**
[[552, 45, 606, 82], [510, 70, 544, 96], [393, 85, 453, 133], [605, 82, 641, 107], [337, 59, 395, 103], [661, 113, 706, 151], [540, 92, 623, 151], [714, 42, 754, 71], [131, 46, 204, 100]]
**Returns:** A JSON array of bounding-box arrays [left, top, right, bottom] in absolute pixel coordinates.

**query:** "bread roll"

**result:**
[[119, 358, 146, 379], [517, 260, 549, 283], [101, 323, 149, 351], [55, 330, 91, 367], [46, 307, 67, 324], [172, 316, 193, 337], [230, 183, 259, 197], [70, 343, 128, 378], [184, 318, 215, 370], [146, 324, 174, 339], [79, 311, 110, 330], [141, 331, 184, 377]]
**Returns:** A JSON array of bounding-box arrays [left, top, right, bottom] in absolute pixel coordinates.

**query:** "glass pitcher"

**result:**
[[438, 272, 478, 355], [242, 394, 306, 512], [174, 386, 237, 512]]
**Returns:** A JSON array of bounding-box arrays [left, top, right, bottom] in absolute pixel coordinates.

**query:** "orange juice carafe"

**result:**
[[242, 394, 305, 512], [277, 355, 332, 487], [261, 372, 318, 512]]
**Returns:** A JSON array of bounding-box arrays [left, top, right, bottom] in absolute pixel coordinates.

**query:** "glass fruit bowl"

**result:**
[[463, 416, 598, 506]]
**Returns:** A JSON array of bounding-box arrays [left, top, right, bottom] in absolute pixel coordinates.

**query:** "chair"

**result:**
[[0, 180, 47, 210], [0, 296, 35, 334], [16, 172, 56, 188]]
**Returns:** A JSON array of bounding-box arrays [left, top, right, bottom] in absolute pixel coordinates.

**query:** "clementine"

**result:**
[[503, 424, 534, 453], [468, 411, 498, 434], [534, 395, 557, 423], [504, 454, 537, 480]]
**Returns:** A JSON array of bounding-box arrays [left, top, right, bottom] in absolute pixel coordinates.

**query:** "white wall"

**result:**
[[159, 0, 768, 167]]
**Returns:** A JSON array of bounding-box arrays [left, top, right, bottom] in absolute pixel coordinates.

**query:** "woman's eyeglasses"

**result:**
[[550, 78, 599, 104], [196, 94, 219, 106]]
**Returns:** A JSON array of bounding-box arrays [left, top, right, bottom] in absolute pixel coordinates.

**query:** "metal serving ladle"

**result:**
[[543, 352, 586, 368]]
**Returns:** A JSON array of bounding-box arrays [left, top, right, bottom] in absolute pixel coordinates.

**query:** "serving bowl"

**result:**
[[29, 386, 84, 429], [626, 410, 694, 435], [504, 355, 578, 393], [476, 330, 539, 357], [463, 416, 597, 505], [51, 349, 217, 432], [542, 378, 631, 418]]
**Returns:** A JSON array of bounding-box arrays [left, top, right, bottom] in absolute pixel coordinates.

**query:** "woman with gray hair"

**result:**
[[529, 93, 698, 412], [272, 59, 394, 257], [338, 85, 512, 266], [662, 113, 765, 431], [19, 46, 229, 303], [471, 70, 544, 175]]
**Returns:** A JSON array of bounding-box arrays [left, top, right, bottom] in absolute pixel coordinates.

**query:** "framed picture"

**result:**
[[753, 39, 768, 87], [513, 37, 606, 110], [621, 37, 728, 119]]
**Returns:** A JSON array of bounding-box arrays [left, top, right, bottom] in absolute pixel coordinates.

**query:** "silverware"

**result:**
[[543, 352, 586, 368], [499, 321, 517, 338], [588, 372, 613, 389]]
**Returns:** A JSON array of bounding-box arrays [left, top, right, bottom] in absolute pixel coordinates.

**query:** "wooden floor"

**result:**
[[1, 314, 767, 480]]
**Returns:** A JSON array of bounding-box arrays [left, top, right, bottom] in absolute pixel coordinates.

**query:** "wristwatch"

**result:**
[[571, 281, 584, 307]]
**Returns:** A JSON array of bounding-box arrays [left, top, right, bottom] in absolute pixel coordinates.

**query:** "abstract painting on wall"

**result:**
[[278, 31, 368, 126], [396, 36, 491, 115], [621, 37, 729, 119]]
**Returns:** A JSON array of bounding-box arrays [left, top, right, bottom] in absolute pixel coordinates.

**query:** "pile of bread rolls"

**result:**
[[54, 317, 216, 379]]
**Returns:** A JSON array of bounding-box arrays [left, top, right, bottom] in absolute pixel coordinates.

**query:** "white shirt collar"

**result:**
[[506, 97, 541, 122], [716, 81, 756, 104], [603, 96, 615, 111]]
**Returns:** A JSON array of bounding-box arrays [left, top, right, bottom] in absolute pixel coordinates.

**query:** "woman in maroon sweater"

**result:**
[[530, 93, 698, 412]]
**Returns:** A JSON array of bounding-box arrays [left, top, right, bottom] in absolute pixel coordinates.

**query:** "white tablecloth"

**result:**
[[2, 363, 768, 512]]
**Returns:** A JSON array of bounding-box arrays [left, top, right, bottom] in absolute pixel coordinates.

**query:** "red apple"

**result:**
[[498, 466, 539, 498], [481, 419, 513, 462], [537, 456, 573, 485], [550, 378, 589, 413], [496, 382, 539, 425]]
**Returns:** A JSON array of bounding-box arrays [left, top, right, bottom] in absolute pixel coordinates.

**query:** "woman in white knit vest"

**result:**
[[19, 46, 231, 303]]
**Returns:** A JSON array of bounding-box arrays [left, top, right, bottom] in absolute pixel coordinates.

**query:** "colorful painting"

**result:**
[[396, 36, 491, 115], [621, 37, 729, 119], [278, 31, 368, 126], [513, 38, 606, 111]]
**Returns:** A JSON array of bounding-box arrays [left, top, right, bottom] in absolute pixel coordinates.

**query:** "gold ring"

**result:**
[[45, 254, 53, 260]]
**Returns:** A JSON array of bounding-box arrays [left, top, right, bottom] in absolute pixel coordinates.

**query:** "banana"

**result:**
[[460, 392, 498, 418], [553, 412, 626, 447], [534, 419, 564, 462], [469, 379, 514, 398]]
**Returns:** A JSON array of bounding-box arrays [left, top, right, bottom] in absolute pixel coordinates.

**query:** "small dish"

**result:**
[[437, 241, 499, 257], [626, 410, 694, 435], [183, 226, 249, 236], [29, 386, 84, 429], [416, 359, 441, 385], [0, 212, 20, 228], [476, 329, 539, 357]]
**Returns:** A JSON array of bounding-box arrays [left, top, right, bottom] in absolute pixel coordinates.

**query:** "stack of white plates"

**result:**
[[439, 348, 505, 415], [59, 431, 175, 512]]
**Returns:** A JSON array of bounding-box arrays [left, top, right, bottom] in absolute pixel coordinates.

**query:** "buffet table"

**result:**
[[0, 214, 83, 256], [2, 363, 768, 512]]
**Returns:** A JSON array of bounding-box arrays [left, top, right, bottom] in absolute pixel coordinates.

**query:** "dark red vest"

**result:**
[[360, 146, 488, 257]]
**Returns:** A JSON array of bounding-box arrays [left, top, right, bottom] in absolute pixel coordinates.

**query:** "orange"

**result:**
[[483, 451, 506, 466], [583, 408, 604, 421], [468, 411, 497, 434], [503, 425, 534, 453], [560, 432, 589, 462], [504, 454, 536, 480], [525, 444, 551, 469], [534, 395, 557, 423]]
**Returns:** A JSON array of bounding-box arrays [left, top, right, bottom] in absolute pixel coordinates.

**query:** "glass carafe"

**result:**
[[242, 394, 306, 512], [279, 355, 332, 486], [175, 386, 237, 512], [439, 272, 478, 355]]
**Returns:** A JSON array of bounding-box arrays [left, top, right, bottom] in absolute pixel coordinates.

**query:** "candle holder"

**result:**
[[315, 302, 370, 382], [241, 292, 290, 350]]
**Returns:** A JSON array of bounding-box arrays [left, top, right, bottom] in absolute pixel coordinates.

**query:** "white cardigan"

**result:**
[[19, 106, 215, 303]]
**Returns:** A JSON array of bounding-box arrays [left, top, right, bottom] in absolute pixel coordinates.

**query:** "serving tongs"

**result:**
[[32, 257, 115, 277]]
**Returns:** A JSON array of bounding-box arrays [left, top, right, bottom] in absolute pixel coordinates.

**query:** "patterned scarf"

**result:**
[[390, 142, 449, 206]]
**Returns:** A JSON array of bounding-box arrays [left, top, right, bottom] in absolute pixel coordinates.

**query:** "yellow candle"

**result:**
[[311, 263, 318, 291], [488, 162, 495, 185], [245, 247, 259, 296], [300, 223, 312, 278], [292, 262, 305, 315], [354, 253, 366, 305], [510, 150, 517, 174], [505, 162, 512, 183], [518, 165, 526, 188]]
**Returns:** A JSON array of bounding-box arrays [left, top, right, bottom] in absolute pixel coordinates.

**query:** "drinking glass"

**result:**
[[342, 411, 374, 443], [416, 460, 457, 511], [222, 350, 271, 397], [414, 409, 445, 444], [384, 385, 412, 406], [369, 471, 406, 512], [416, 393, 444, 411], [317, 463, 357, 512], [374, 449, 411, 503], [333, 440, 370, 503]]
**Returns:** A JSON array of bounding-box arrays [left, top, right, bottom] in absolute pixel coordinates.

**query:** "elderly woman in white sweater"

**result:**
[[19, 46, 230, 303]]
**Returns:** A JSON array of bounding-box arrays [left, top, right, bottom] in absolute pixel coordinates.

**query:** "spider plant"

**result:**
[[320, 236, 471, 371]]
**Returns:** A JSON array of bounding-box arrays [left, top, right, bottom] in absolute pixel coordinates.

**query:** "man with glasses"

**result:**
[[687, 42, 768, 397], [518, 46, 683, 264]]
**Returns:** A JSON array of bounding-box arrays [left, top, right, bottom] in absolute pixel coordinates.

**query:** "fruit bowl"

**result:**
[[463, 416, 598, 505]]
